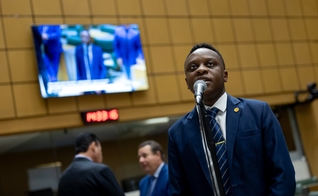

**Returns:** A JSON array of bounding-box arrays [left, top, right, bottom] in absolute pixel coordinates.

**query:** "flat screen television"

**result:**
[[31, 24, 149, 98]]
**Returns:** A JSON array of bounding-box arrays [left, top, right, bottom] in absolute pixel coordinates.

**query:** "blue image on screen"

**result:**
[[31, 24, 149, 98]]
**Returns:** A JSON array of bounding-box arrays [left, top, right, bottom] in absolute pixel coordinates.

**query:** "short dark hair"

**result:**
[[75, 132, 100, 154], [186, 43, 226, 69], [139, 140, 165, 161]]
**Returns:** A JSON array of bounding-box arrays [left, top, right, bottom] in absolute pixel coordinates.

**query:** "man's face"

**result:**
[[80, 31, 91, 44], [184, 48, 228, 106], [138, 145, 161, 175]]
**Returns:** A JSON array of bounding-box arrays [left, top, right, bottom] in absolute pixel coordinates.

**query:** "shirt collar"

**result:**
[[205, 92, 227, 113], [75, 154, 92, 162], [153, 162, 164, 178]]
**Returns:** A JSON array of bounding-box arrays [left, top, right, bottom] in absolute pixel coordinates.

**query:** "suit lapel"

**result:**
[[225, 95, 241, 170], [141, 175, 152, 196], [79, 46, 84, 64], [187, 95, 242, 188], [151, 164, 167, 195], [187, 108, 213, 187]]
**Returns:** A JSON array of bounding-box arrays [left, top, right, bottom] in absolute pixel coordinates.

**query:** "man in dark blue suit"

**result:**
[[38, 25, 63, 82], [138, 140, 170, 196], [113, 24, 144, 81], [75, 30, 107, 80], [58, 132, 124, 196], [168, 43, 296, 195]]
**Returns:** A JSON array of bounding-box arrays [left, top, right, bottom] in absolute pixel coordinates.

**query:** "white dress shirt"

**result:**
[[205, 92, 228, 139]]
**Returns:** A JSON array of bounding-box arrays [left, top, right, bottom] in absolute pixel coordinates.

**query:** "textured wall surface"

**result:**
[[0, 0, 317, 135]]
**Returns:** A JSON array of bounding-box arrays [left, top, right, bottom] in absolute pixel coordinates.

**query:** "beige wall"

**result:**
[[0, 0, 317, 136]]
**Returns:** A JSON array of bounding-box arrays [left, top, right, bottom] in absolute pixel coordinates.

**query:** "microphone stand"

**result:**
[[195, 96, 225, 196]]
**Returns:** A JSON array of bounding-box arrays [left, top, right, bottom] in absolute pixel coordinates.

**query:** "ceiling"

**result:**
[[0, 116, 181, 155]]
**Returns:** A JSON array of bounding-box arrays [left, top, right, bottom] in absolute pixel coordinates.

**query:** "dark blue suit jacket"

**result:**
[[113, 25, 143, 67], [139, 163, 170, 196], [58, 157, 124, 196], [38, 25, 62, 55], [37, 25, 63, 81], [75, 44, 107, 80], [168, 95, 296, 195]]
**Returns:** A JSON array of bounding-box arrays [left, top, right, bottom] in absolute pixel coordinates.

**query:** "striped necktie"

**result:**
[[207, 107, 232, 196]]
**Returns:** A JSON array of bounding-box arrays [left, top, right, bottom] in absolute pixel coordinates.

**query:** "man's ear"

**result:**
[[89, 141, 96, 152], [155, 150, 161, 158], [224, 70, 228, 82]]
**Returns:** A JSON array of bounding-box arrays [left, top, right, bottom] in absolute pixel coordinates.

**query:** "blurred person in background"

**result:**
[[113, 24, 144, 82], [38, 24, 63, 82], [58, 132, 124, 196], [138, 140, 170, 196], [75, 30, 107, 80]]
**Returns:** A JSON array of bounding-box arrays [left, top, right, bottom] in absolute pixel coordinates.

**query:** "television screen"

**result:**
[[31, 24, 149, 98]]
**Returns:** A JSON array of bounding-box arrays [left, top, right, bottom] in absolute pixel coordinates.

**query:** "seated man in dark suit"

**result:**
[[75, 30, 107, 80], [138, 140, 171, 196], [58, 132, 124, 196]]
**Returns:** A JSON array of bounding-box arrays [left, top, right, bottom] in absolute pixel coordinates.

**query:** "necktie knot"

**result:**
[[207, 107, 219, 118]]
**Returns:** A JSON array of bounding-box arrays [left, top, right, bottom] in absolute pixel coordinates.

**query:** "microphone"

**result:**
[[193, 80, 207, 104]]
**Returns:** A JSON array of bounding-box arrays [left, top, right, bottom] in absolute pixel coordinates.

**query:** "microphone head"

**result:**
[[193, 80, 207, 94]]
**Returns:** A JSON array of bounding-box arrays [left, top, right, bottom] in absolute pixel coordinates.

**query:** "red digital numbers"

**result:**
[[82, 109, 119, 124]]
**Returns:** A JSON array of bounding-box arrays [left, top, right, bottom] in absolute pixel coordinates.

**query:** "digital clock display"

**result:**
[[81, 109, 119, 124]]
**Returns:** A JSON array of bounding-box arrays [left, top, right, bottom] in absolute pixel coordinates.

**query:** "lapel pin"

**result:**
[[234, 107, 239, 112]]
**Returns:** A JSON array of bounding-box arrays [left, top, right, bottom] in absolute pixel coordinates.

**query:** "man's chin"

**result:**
[[142, 168, 150, 173]]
